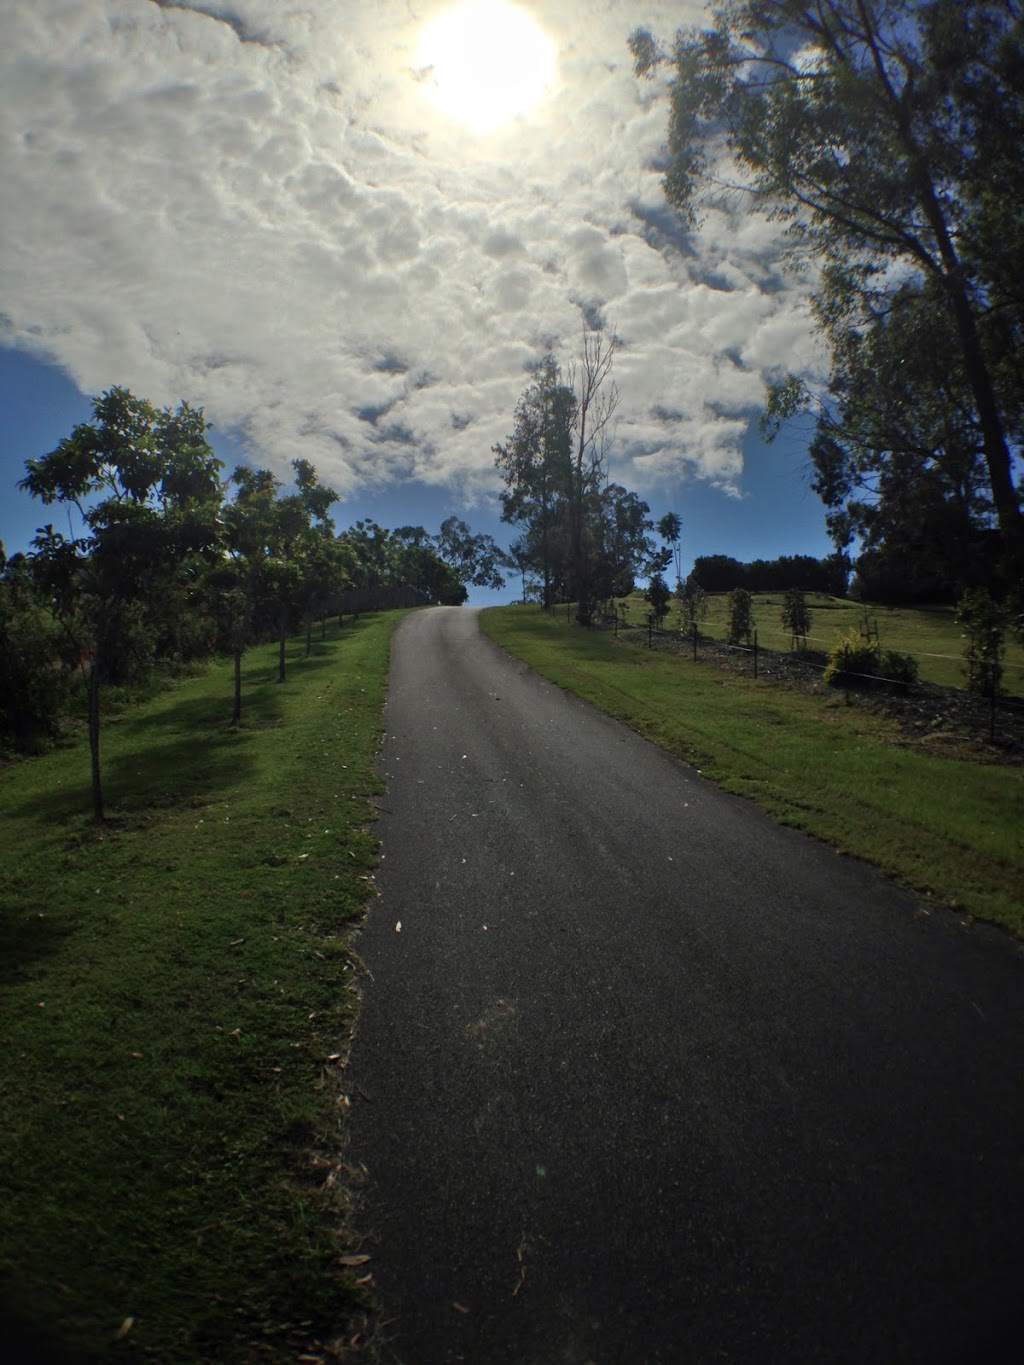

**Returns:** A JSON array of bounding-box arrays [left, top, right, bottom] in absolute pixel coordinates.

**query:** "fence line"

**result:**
[[649, 615, 1024, 681], [620, 618, 1024, 715]]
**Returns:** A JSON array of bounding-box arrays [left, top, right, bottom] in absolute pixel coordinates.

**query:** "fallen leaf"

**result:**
[[339, 1254, 371, 1267], [452, 1301, 471, 1315], [114, 1317, 134, 1340], [395, 921, 402, 932]]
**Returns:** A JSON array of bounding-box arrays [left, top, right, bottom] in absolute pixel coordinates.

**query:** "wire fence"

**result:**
[[605, 610, 1024, 747]]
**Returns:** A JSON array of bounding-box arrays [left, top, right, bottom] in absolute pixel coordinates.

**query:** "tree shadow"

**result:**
[[0, 907, 78, 987]]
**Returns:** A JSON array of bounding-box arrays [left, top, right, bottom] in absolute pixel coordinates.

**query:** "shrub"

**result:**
[[726, 587, 755, 645], [677, 573, 709, 633], [957, 588, 1006, 699], [824, 630, 879, 687], [824, 631, 919, 692], [781, 586, 812, 649], [644, 573, 672, 626], [880, 649, 919, 692]]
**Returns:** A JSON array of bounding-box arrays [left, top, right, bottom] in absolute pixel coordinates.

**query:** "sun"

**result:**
[[416, 0, 556, 133]]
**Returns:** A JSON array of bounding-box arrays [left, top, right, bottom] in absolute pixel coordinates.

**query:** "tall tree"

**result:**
[[494, 355, 575, 608], [565, 326, 620, 622], [657, 512, 683, 585], [494, 328, 624, 619], [631, 1, 1024, 583], [21, 388, 223, 819]]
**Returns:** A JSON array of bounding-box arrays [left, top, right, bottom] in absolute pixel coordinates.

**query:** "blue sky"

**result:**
[[0, 0, 835, 607], [0, 347, 832, 607]]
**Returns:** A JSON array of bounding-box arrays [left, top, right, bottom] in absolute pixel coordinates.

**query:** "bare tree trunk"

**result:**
[[278, 601, 287, 683]]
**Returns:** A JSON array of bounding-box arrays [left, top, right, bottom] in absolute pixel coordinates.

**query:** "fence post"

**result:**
[[692, 622, 698, 662], [843, 643, 851, 705], [753, 629, 758, 680]]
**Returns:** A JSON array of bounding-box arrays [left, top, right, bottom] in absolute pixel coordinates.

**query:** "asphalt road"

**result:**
[[347, 606, 1024, 1365]]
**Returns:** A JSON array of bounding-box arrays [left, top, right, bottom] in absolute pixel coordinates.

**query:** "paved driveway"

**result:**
[[348, 606, 1024, 1364]]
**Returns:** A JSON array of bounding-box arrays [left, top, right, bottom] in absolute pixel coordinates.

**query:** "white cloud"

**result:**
[[0, 0, 823, 506]]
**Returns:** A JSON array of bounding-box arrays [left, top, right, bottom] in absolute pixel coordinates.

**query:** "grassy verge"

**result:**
[[481, 606, 1024, 935], [616, 591, 1024, 694], [0, 613, 407, 1363]]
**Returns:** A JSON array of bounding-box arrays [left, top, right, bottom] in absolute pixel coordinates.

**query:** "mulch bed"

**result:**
[[611, 624, 1024, 767]]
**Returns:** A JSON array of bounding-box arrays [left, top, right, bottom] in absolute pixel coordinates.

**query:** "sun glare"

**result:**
[[416, 0, 556, 132]]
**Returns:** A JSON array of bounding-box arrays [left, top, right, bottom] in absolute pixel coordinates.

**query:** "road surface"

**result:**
[[348, 606, 1024, 1364]]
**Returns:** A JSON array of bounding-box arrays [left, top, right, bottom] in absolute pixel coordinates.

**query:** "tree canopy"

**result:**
[[632, 0, 1024, 597]]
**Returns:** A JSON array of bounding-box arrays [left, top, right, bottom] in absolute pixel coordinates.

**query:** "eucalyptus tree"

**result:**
[[631, 0, 1024, 581], [565, 327, 620, 621], [20, 387, 223, 820], [493, 354, 575, 608], [592, 484, 663, 604], [435, 516, 511, 591], [494, 328, 624, 619]]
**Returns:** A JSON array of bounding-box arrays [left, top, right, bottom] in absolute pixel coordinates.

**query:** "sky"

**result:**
[[0, 0, 833, 606]]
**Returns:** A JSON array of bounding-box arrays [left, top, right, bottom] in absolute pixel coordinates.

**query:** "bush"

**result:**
[[0, 594, 71, 750], [824, 631, 919, 692], [880, 649, 919, 693]]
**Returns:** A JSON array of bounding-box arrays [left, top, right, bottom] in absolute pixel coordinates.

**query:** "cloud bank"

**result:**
[[0, 0, 824, 504]]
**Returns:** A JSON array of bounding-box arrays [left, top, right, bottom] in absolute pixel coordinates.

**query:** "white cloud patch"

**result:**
[[0, 0, 823, 504]]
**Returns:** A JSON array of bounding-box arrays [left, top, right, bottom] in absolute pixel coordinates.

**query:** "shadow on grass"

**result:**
[[6, 620, 388, 824], [0, 908, 79, 987]]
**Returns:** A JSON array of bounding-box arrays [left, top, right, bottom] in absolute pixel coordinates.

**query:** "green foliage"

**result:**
[[436, 515, 511, 590], [0, 553, 70, 750], [21, 388, 225, 818], [656, 511, 683, 581], [692, 552, 848, 596], [494, 330, 653, 618], [631, 0, 1024, 583], [824, 630, 919, 692], [957, 589, 1007, 698], [726, 587, 755, 645], [644, 572, 672, 625], [677, 572, 709, 632], [781, 587, 812, 650]]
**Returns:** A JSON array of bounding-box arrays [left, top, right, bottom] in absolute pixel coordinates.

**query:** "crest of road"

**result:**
[[348, 607, 1024, 1364]]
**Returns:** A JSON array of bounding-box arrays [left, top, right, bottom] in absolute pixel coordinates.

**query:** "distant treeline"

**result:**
[[691, 554, 850, 596]]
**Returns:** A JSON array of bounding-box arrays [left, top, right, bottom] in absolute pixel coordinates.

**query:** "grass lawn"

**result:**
[[481, 605, 1024, 936], [0, 612, 405, 1363], [618, 591, 1024, 694]]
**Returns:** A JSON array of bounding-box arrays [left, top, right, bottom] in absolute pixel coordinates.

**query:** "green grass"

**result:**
[[481, 606, 1024, 935], [619, 591, 1024, 694], [0, 613, 407, 1362]]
